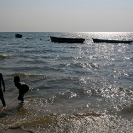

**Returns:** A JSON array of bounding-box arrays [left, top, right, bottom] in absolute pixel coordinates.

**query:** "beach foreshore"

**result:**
[[0, 127, 33, 133]]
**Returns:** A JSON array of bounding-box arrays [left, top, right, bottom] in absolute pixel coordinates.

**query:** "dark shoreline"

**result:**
[[0, 127, 33, 133]]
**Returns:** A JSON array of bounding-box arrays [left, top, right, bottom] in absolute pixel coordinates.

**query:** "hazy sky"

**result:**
[[0, 0, 133, 32]]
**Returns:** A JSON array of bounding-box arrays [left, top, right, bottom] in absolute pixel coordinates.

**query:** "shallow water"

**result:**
[[0, 32, 133, 132]]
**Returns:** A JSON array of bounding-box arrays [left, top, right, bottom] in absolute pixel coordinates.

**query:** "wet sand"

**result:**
[[0, 127, 33, 133]]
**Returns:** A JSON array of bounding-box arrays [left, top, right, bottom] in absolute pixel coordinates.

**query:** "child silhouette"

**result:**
[[14, 76, 29, 103], [0, 73, 6, 107]]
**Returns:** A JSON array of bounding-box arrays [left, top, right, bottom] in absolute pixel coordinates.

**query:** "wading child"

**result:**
[[14, 76, 29, 103], [0, 73, 6, 107]]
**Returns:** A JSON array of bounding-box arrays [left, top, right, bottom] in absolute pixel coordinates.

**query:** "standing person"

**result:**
[[14, 76, 29, 103], [0, 73, 6, 107]]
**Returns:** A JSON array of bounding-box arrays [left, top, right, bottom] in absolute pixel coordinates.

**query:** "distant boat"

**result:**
[[92, 38, 132, 44], [15, 34, 22, 38], [50, 36, 85, 43]]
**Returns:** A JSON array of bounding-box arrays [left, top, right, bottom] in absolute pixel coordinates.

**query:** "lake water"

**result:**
[[0, 32, 133, 132]]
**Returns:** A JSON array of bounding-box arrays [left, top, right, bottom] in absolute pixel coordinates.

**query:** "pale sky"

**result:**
[[0, 0, 133, 32]]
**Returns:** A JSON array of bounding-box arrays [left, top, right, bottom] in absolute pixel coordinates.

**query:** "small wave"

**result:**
[[74, 112, 101, 117], [120, 104, 133, 115], [71, 56, 82, 60], [11, 72, 44, 77], [130, 57, 133, 60], [25, 49, 38, 53], [74, 62, 100, 69], [0, 36, 7, 39], [0, 55, 7, 59], [0, 54, 15, 59], [124, 56, 133, 60], [26, 37, 33, 40], [88, 63, 100, 69]]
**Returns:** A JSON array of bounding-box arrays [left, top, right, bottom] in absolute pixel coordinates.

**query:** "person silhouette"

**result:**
[[0, 73, 6, 107], [14, 76, 29, 103]]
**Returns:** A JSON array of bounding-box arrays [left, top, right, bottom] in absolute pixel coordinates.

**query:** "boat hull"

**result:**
[[50, 36, 85, 43], [92, 38, 132, 44], [15, 34, 22, 38]]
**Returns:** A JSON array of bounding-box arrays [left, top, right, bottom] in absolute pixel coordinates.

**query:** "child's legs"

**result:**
[[0, 90, 6, 106], [1, 97, 6, 106], [18, 94, 24, 102], [18, 86, 29, 102]]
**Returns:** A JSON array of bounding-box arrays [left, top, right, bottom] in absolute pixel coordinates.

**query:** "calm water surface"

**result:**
[[0, 32, 133, 132]]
